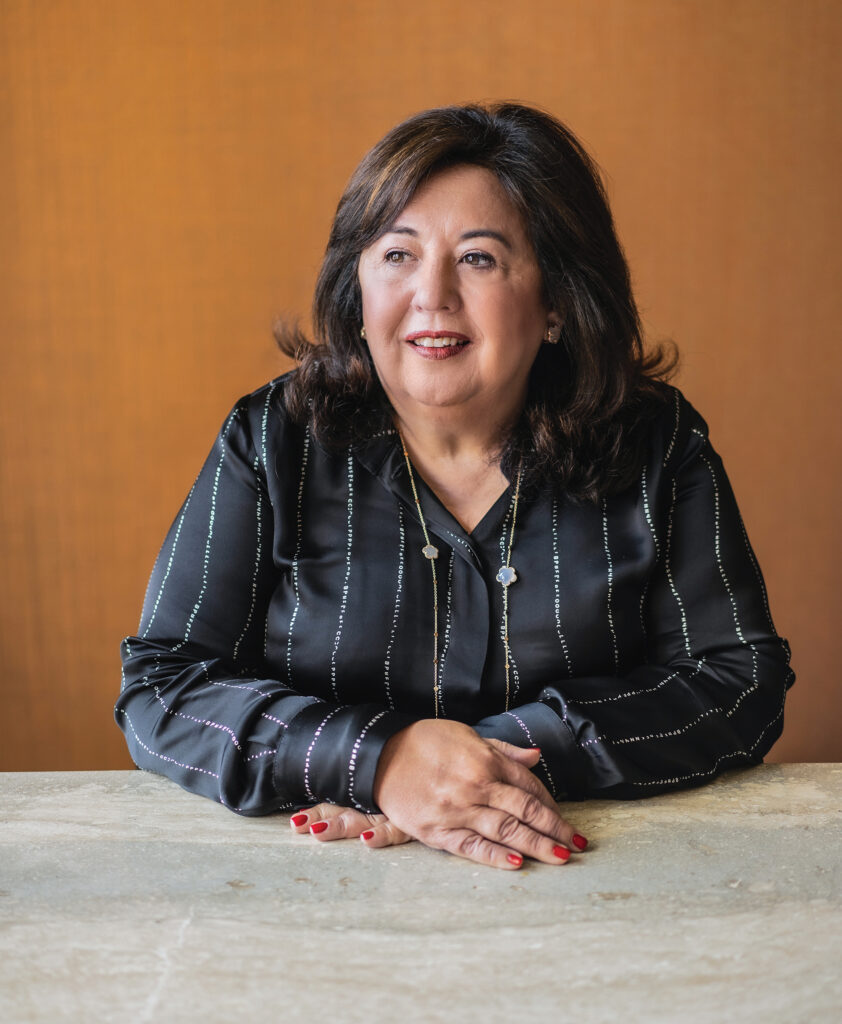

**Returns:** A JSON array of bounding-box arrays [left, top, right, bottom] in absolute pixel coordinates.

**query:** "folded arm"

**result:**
[[475, 410, 793, 800], [116, 397, 413, 815]]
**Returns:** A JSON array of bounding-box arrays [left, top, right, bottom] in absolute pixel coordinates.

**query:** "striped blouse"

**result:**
[[116, 374, 794, 815]]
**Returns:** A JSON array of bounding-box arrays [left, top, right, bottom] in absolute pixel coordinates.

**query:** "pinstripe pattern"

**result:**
[[117, 379, 793, 813], [601, 499, 619, 673], [329, 455, 354, 701], [700, 448, 746, 644], [639, 466, 659, 644], [141, 481, 197, 639], [551, 498, 573, 677], [498, 500, 520, 703], [348, 710, 389, 809], [383, 503, 406, 709], [233, 454, 264, 662], [665, 478, 693, 656], [504, 709, 558, 800], [663, 388, 681, 466], [437, 550, 456, 718], [172, 408, 239, 653], [286, 428, 311, 680], [304, 708, 343, 803]]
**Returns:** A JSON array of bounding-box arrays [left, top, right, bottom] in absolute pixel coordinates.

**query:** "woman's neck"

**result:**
[[393, 406, 504, 470], [389, 388, 525, 470]]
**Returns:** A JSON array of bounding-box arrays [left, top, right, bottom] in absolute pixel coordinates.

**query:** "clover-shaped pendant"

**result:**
[[496, 565, 518, 586]]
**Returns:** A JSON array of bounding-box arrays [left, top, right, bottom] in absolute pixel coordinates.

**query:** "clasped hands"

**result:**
[[289, 719, 587, 870]]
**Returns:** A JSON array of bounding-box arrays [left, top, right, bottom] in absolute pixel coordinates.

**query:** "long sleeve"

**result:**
[[475, 399, 794, 800], [116, 393, 413, 815]]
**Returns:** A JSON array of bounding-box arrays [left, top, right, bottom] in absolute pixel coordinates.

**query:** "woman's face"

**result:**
[[357, 164, 557, 426]]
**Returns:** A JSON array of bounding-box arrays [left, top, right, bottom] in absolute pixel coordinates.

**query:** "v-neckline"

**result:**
[[411, 470, 514, 544]]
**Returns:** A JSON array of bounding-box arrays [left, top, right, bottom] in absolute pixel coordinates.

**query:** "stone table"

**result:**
[[1, 765, 840, 1023]]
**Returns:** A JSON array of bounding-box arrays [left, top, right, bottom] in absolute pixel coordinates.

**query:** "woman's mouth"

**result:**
[[410, 336, 467, 348], [404, 331, 471, 359]]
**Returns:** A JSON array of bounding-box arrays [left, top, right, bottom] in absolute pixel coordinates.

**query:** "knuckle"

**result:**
[[455, 832, 488, 860], [495, 813, 522, 843], [519, 792, 544, 822]]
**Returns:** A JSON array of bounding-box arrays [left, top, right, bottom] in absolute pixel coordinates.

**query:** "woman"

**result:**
[[117, 102, 793, 871]]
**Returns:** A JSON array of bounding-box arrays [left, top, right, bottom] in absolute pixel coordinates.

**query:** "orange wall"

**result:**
[[2, 0, 840, 770]]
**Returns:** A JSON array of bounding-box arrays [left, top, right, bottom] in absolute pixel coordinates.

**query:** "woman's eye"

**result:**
[[384, 250, 409, 264], [461, 251, 495, 267]]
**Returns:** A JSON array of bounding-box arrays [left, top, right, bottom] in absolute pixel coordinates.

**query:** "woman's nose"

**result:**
[[412, 258, 460, 312]]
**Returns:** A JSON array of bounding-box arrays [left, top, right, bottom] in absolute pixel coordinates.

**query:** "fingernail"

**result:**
[[572, 834, 588, 851], [529, 747, 542, 753], [553, 845, 571, 861], [507, 854, 523, 867], [360, 830, 375, 841], [290, 813, 308, 827], [310, 821, 329, 834]]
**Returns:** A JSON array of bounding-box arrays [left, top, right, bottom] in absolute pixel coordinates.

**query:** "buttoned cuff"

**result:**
[[274, 702, 416, 812], [474, 700, 588, 801]]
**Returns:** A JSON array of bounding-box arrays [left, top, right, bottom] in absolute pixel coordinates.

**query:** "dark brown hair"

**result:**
[[277, 101, 675, 501]]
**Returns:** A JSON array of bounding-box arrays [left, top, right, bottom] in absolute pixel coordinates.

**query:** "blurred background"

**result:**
[[2, 0, 839, 771]]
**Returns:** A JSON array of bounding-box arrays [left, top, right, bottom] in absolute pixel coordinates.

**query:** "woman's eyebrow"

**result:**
[[383, 225, 513, 250]]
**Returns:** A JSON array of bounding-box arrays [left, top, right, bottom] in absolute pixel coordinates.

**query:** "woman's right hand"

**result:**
[[372, 719, 587, 870]]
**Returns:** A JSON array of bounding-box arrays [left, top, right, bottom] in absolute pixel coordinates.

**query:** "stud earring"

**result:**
[[545, 324, 560, 344], [360, 325, 367, 340]]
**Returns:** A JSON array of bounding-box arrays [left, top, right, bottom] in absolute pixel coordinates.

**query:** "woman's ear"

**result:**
[[544, 312, 563, 345]]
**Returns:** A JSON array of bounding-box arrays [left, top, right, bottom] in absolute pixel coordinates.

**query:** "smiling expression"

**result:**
[[357, 164, 558, 427]]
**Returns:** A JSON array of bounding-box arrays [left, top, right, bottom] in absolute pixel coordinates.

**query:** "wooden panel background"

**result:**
[[2, 0, 839, 770]]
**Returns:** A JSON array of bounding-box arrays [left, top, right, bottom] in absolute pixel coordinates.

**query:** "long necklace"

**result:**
[[399, 434, 523, 716]]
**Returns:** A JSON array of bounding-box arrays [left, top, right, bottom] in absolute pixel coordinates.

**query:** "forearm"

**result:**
[[475, 636, 792, 799], [117, 637, 414, 815]]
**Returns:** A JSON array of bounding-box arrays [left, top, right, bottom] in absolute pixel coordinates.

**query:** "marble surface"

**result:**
[[1, 764, 840, 1023]]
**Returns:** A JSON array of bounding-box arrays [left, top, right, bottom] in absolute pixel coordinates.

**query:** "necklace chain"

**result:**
[[399, 433, 523, 716]]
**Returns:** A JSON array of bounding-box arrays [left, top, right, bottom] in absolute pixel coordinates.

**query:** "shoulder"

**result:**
[[231, 370, 297, 422], [643, 384, 711, 476], [202, 371, 306, 473], [222, 371, 300, 443]]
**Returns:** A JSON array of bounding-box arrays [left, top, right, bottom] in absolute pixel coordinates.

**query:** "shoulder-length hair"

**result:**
[[278, 101, 675, 501]]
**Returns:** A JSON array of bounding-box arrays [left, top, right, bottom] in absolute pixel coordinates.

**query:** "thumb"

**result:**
[[486, 738, 542, 767]]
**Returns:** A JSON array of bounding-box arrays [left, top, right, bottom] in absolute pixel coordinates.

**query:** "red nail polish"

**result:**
[[553, 845, 570, 861], [361, 830, 375, 841], [310, 821, 329, 834], [507, 854, 523, 867], [572, 834, 588, 851], [290, 813, 308, 827]]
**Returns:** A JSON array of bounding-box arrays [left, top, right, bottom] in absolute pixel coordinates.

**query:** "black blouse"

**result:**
[[116, 375, 794, 815]]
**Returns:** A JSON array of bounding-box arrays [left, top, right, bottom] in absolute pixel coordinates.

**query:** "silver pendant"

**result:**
[[496, 565, 518, 586], [422, 544, 439, 560]]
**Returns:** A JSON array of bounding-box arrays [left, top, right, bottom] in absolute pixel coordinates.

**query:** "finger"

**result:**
[[493, 753, 562, 815], [486, 738, 542, 768], [289, 803, 383, 841], [290, 802, 347, 833], [289, 808, 315, 833], [468, 806, 577, 866], [360, 820, 413, 849], [484, 780, 583, 851], [435, 828, 528, 871], [312, 808, 387, 841]]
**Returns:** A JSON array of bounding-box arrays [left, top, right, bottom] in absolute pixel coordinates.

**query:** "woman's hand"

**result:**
[[372, 719, 587, 870], [289, 804, 411, 848]]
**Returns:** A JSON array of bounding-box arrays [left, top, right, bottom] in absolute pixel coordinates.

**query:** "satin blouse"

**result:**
[[116, 374, 794, 814]]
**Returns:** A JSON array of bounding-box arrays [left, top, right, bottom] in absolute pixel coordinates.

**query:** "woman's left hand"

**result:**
[[290, 804, 412, 848]]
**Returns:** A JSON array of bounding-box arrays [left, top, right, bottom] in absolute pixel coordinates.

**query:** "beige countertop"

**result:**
[[1, 764, 840, 1023]]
